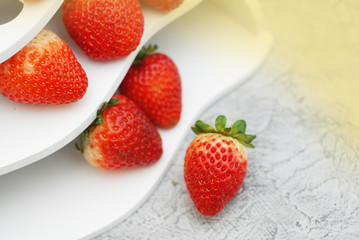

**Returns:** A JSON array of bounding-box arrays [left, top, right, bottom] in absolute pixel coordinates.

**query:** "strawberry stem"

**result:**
[[191, 115, 256, 148]]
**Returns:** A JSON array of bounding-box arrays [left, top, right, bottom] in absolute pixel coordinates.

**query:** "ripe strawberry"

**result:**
[[184, 115, 256, 216], [119, 45, 181, 128], [142, 0, 183, 11], [77, 94, 163, 170], [62, 0, 144, 60], [0, 28, 88, 105]]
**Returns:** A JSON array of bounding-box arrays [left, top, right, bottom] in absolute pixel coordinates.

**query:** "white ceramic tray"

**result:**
[[0, 0, 202, 176], [0, 0, 272, 239]]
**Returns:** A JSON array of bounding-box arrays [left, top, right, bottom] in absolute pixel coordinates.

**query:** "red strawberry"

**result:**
[[119, 45, 181, 128], [0, 28, 88, 105], [77, 94, 163, 170], [184, 115, 256, 216], [62, 0, 144, 60], [142, 0, 183, 11]]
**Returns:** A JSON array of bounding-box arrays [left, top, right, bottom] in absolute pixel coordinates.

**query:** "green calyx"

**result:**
[[191, 115, 256, 149], [93, 98, 119, 126], [75, 129, 89, 153], [132, 44, 158, 65], [75, 98, 120, 153]]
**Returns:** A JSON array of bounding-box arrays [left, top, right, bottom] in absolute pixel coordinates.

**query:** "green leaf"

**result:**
[[100, 102, 108, 113], [133, 44, 158, 65], [230, 120, 246, 135], [93, 99, 118, 126], [195, 120, 216, 133], [108, 98, 119, 106], [241, 142, 255, 149], [191, 126, 201, 135], [234, 133, 246, 142], [215, 115, 226, 133], [235, 133, 256, 148], [244, 134, 256, 144], [94, 117, 104, 126], [94, 109, 104, 126], [75, 143, 81, 152], [75, 129, 88, 153], [190, 116, 256, 149]]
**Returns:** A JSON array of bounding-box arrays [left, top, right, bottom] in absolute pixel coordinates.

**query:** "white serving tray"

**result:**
[[0, 0, 202, 176], [0, 0, 272, 239]]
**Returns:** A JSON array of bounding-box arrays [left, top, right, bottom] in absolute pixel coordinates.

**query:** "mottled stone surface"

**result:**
[[94, 1, 359, 239]]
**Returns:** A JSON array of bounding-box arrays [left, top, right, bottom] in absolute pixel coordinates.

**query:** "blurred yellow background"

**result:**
[[260, 0, 359, 142]]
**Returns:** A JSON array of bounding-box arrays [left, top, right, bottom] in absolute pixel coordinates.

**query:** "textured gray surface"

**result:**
[[94, 1, 359, 239]]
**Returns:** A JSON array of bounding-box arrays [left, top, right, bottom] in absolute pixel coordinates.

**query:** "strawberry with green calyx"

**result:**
[[184, 115, 256, 216], [77, 94, 163, 170], [76, 98, 120, 153], [62, 0, 144, 60], [132, 44, 158, 65], [0, 28, 88, 105], [120, 44, 181, 129]]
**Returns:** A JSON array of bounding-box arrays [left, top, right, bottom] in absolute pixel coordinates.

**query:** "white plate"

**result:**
[[0, 0, 202, 176], [0, 1, 272, 239]]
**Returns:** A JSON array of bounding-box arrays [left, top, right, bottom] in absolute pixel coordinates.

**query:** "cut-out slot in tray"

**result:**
[[0, 0, 64, 63], [0, 0, 272, 239]]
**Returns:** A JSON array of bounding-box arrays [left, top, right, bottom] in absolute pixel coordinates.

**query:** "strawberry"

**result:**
[[184, 115, 256, 216], [119, 45, 181, 128], [142, 0, 183, 11], [62, 0, 144, 60], [0, 28, 88, 105], [77, 94, 163, 170]]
